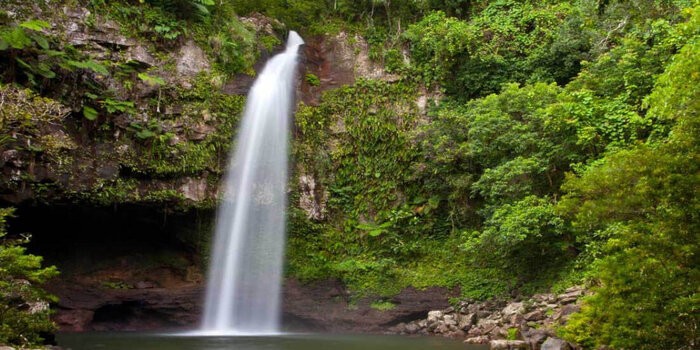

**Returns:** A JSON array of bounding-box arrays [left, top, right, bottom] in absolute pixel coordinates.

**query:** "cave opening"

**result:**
[[5, 204, 214, 281]]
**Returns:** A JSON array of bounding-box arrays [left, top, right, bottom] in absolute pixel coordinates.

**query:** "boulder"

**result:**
[[127, 45, 157, 67], [427, 310, 444, 323], [557, 287, 583, 305], [176, 40, 211, 82], [502, 302, 525, 318], [524, 310, 545, 321], [553, 304, 580, 322], [443, 314, 457, 326], [465, 336, 490, 344], [490, 340, 530, 350], [435, 324, 450, 334], [404, 322, 420, 334], [541, 337, 572, 350], [523, 329, 550, 350], [458, 313, 477, 330]]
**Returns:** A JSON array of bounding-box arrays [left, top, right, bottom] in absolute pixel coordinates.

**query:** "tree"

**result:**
[[559, 9, 700, 346], [0, 208, 59, 347]]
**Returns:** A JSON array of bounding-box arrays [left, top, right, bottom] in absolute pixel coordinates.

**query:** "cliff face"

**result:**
[[1, 2, 440, 333]]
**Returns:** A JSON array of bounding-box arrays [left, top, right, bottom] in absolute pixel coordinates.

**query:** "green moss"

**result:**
[[370, 300, 396, 311]]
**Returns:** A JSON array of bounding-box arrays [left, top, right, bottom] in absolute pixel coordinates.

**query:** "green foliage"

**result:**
[[506, 327, 519, 340], [0, 19, 110, 86], [462, 195, 570, 280], [0, 208, 59, 347], [559, 10, 700, 347], [304, 73, 320, 87], [232, 0, 327, 30], [404, 2, 586, 98]]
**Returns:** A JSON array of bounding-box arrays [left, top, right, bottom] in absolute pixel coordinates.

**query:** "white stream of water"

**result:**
[[200, 31, 304, 335]]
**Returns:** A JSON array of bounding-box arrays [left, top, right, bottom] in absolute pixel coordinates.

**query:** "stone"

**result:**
[[464, 336, 490, 344], [477, 319, 498, 334], [533, 293, 556, 303], [524, 309, 545, 321], [509, 313, 524, 326], [435, 324, 450, 334], [502, 302, 525, 318], [404, 323, 420, 334], [179, 177, 208, 201], [127, 45, 157, 67], [0, 346, 15, 350], [553, 304, 580, 322], [490, 340, 530, 350], [189, 122, 215, 141], [445, 330, 465, 338], [557, 288, 583, 304], [427, 310, 444, 323], [525, 329, 550, 350], [541, 337, 572, 350], [443, 314, 457, 326], [240, 13, 280, 36], [177, 40, 210, 78], [458, 313, 478, 330]]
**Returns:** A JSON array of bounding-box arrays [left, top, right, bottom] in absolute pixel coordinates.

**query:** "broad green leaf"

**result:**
[[30, 33, 49, 50], [19, 20, 51, 32], [83, 106, 98, 121]]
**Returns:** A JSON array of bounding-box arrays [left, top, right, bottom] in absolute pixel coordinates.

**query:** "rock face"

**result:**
[[300, 32, 401, 106], [49, 276, 455, 333], [282, 279, 454, 332], [176, 41, 211, 82], [390, 286, 585, 350]]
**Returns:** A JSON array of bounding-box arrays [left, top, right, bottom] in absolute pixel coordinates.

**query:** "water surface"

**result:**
[[57, 333, 489, 350]]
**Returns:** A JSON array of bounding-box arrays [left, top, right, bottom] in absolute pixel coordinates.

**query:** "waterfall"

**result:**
[[200, 31, 304, 335]]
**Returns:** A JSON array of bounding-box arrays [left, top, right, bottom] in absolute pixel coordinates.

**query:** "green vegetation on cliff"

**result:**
[[0, 0, 697, 348]]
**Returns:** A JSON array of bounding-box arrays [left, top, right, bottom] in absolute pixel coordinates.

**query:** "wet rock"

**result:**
[[446, 330, 465, 338], [53, 309, 95, 331], [458, 312, 477, 330], [541, 337, 572, 350], [404, 322, 420, 334], [435, 324, 451, 334], [490, 340, 530, 350], [465, 336, 490, 344]]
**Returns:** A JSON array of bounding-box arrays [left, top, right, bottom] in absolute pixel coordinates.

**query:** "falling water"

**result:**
[[200, 31, 304, 335]]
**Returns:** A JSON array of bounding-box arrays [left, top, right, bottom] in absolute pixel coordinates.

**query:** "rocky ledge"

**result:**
[[389, 286, 585, 350]]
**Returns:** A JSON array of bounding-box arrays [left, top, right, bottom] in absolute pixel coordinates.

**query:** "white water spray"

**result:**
[[200, 31, 304, 335]]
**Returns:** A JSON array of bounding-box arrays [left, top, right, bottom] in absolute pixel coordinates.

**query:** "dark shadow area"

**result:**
[[5, 205, 213, 275]]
